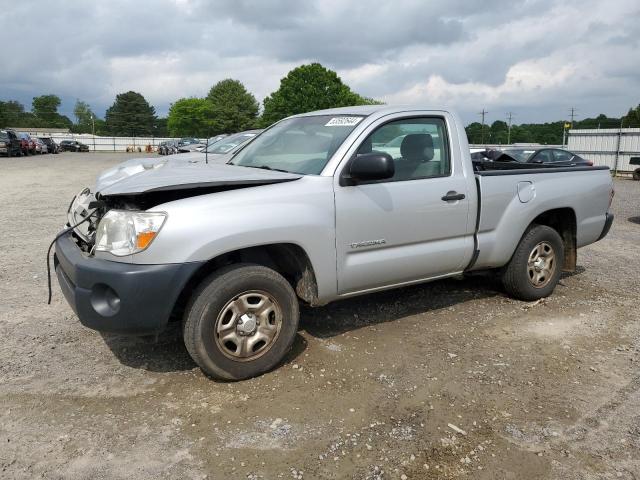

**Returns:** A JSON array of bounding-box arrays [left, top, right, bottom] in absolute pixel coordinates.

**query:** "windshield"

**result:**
[[230, 115, 364, 174], [498, 149, 535, 162], [206, 132, 256, 154]]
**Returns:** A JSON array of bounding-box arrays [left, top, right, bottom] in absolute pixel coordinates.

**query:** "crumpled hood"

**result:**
[[95, 151, 233, 192], [97, 160, 302, 197]]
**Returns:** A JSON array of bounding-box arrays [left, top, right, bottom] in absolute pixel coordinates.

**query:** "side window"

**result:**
[[355, 117, 450, 181], [553, 150, 573, 162], [531, 150, 553, 163]]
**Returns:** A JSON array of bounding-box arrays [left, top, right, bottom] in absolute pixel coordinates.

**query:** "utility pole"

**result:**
[[91, 115, 95, 152], [569, 107, 577, 128], [506, 112, 514, 145], [479, 109, 488, 145]]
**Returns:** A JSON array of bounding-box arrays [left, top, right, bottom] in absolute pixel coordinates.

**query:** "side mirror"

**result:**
[[531, 158, 544, 164], [347, 152, 395, 183]]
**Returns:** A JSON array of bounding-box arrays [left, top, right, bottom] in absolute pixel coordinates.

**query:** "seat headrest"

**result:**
[[400, 134, 434, 162]]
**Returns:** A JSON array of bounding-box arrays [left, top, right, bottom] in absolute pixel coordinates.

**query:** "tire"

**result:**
[[501, 225, 564, 301], [633, 168, 640, 181], [183, 264, 300, 380]]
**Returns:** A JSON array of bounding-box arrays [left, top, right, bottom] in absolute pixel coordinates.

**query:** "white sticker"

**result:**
[[325, 116, 363, 127]]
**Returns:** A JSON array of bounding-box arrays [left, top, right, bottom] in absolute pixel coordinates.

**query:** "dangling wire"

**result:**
[[46, 210, 99, 304]]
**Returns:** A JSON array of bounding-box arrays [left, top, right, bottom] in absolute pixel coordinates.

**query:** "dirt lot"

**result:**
[[0, 152, 639, 479]]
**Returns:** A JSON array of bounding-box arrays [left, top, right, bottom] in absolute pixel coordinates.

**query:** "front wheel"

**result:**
[[501, 225, 564, 301], [183, 264, 300, 380], [633, 168, 640, 181]]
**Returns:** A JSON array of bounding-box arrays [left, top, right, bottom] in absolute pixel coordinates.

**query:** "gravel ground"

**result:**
[[1, 153, 639, 480]]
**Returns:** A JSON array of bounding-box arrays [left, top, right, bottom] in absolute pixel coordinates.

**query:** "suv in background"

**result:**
[[59, 140, 89, 152], [17, 132, 35, 155], [0, 129, 22, 157], [39, 137, 59, 154]]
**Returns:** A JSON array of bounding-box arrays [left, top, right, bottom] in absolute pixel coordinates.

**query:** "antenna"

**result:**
[[205, 132, 209, 164]]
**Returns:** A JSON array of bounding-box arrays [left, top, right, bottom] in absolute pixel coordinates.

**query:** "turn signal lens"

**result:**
[[136, 231, 157, 249]]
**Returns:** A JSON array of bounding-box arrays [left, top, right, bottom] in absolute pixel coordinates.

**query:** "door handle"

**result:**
[[441, 191, 466, 202]]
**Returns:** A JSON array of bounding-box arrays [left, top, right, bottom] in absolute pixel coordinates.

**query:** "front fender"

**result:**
[[129, 176, 338, 300]]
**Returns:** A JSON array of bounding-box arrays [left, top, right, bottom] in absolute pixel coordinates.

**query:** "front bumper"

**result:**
[[54, 232, 203, 335]]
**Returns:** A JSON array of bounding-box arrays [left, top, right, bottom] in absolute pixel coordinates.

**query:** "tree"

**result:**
[[261, 63, 378, 126], [0, 100, 27, 127], [206, 79, 259, 133], [105, 91, 157, 136], [622, 104, 640, 128], [167, 98, 216, 137], [32, 95, 61, 123], [30, 95, 72, 129], [73, 100, 96, 134]]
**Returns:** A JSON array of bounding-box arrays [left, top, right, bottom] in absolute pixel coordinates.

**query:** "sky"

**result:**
[[1, 0, 638, 125]]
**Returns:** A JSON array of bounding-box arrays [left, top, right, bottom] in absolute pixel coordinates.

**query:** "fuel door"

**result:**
[[517, 181, 536, 203]]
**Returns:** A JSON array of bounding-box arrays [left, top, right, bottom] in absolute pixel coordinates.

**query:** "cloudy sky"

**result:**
[[1, 0, 638, 124]]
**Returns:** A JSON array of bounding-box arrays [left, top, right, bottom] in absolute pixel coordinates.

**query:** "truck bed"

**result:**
[[472, 166, 612, 270]]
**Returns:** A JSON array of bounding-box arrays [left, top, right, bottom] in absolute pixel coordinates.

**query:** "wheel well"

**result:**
[[531, 208, 577, 271], [170, 244, 319, 322]]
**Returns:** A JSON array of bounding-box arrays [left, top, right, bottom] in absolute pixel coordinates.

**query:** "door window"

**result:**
[[552, 150, 574, 162], [355, 117, 450, 181], [531, 150, 553, 163]]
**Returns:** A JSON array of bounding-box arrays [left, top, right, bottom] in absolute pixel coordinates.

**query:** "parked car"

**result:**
[[157, 141, 168, 155], [17, 132, 35, 155], [96, 130, 263, 191], [195, 134, 228, 152], [631, 157, 640, 181], [34, 138, 47, 154], [39, 137, 59, 154], [475, 147, 593, 167], [59, 140, 89, 152], [0, 129, 23, 157], [54, 106, 614, 381]]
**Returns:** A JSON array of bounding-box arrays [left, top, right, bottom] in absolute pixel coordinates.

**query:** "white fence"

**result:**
[[53, 134, 180, 152], [567, 128, 640, 173], [41, 133, 198, 152]]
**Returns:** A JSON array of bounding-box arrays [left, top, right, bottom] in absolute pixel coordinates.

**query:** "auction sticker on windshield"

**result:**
[[325, 117, 363, 127]]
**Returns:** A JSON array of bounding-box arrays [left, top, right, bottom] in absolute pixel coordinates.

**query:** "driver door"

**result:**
[[333, 115, 474, 295]]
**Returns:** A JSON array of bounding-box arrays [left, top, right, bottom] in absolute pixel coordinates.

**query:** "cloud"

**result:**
[[0, 0, 638, 123]]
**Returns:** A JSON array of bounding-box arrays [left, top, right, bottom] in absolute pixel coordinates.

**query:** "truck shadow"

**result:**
[[100, 269, 587, 373], [300, 275, 502, 339]]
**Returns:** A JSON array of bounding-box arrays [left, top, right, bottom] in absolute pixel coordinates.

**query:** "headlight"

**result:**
[[95, 210, 167, 256]]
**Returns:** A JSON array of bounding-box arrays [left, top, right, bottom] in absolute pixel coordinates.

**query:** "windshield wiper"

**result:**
[[252, 165, 291, 173]]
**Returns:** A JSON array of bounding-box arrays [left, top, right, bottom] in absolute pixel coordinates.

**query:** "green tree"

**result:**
[[206, 79, 259, 133], [72, 100, 96, 134], [30, 94, 72, 129], [622, 104, 640, 128], [105, 91, 157, 136], [167, 98, 216, 137], [32, 94, 61, 123], [261, 63, 378, 126], [0, 100, 27, 127]]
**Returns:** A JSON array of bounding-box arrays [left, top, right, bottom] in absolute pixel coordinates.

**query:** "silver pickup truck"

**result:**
[[54, 106, 614, 380]]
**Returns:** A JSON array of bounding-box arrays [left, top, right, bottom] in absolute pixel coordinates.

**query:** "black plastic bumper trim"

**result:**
[[597, 212, 614, 242], [54, 232, 203, 335]]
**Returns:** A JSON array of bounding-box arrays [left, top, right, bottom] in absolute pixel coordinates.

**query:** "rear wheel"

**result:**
[[501, 225, 564, 301], [183, 264, 299, 380]]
